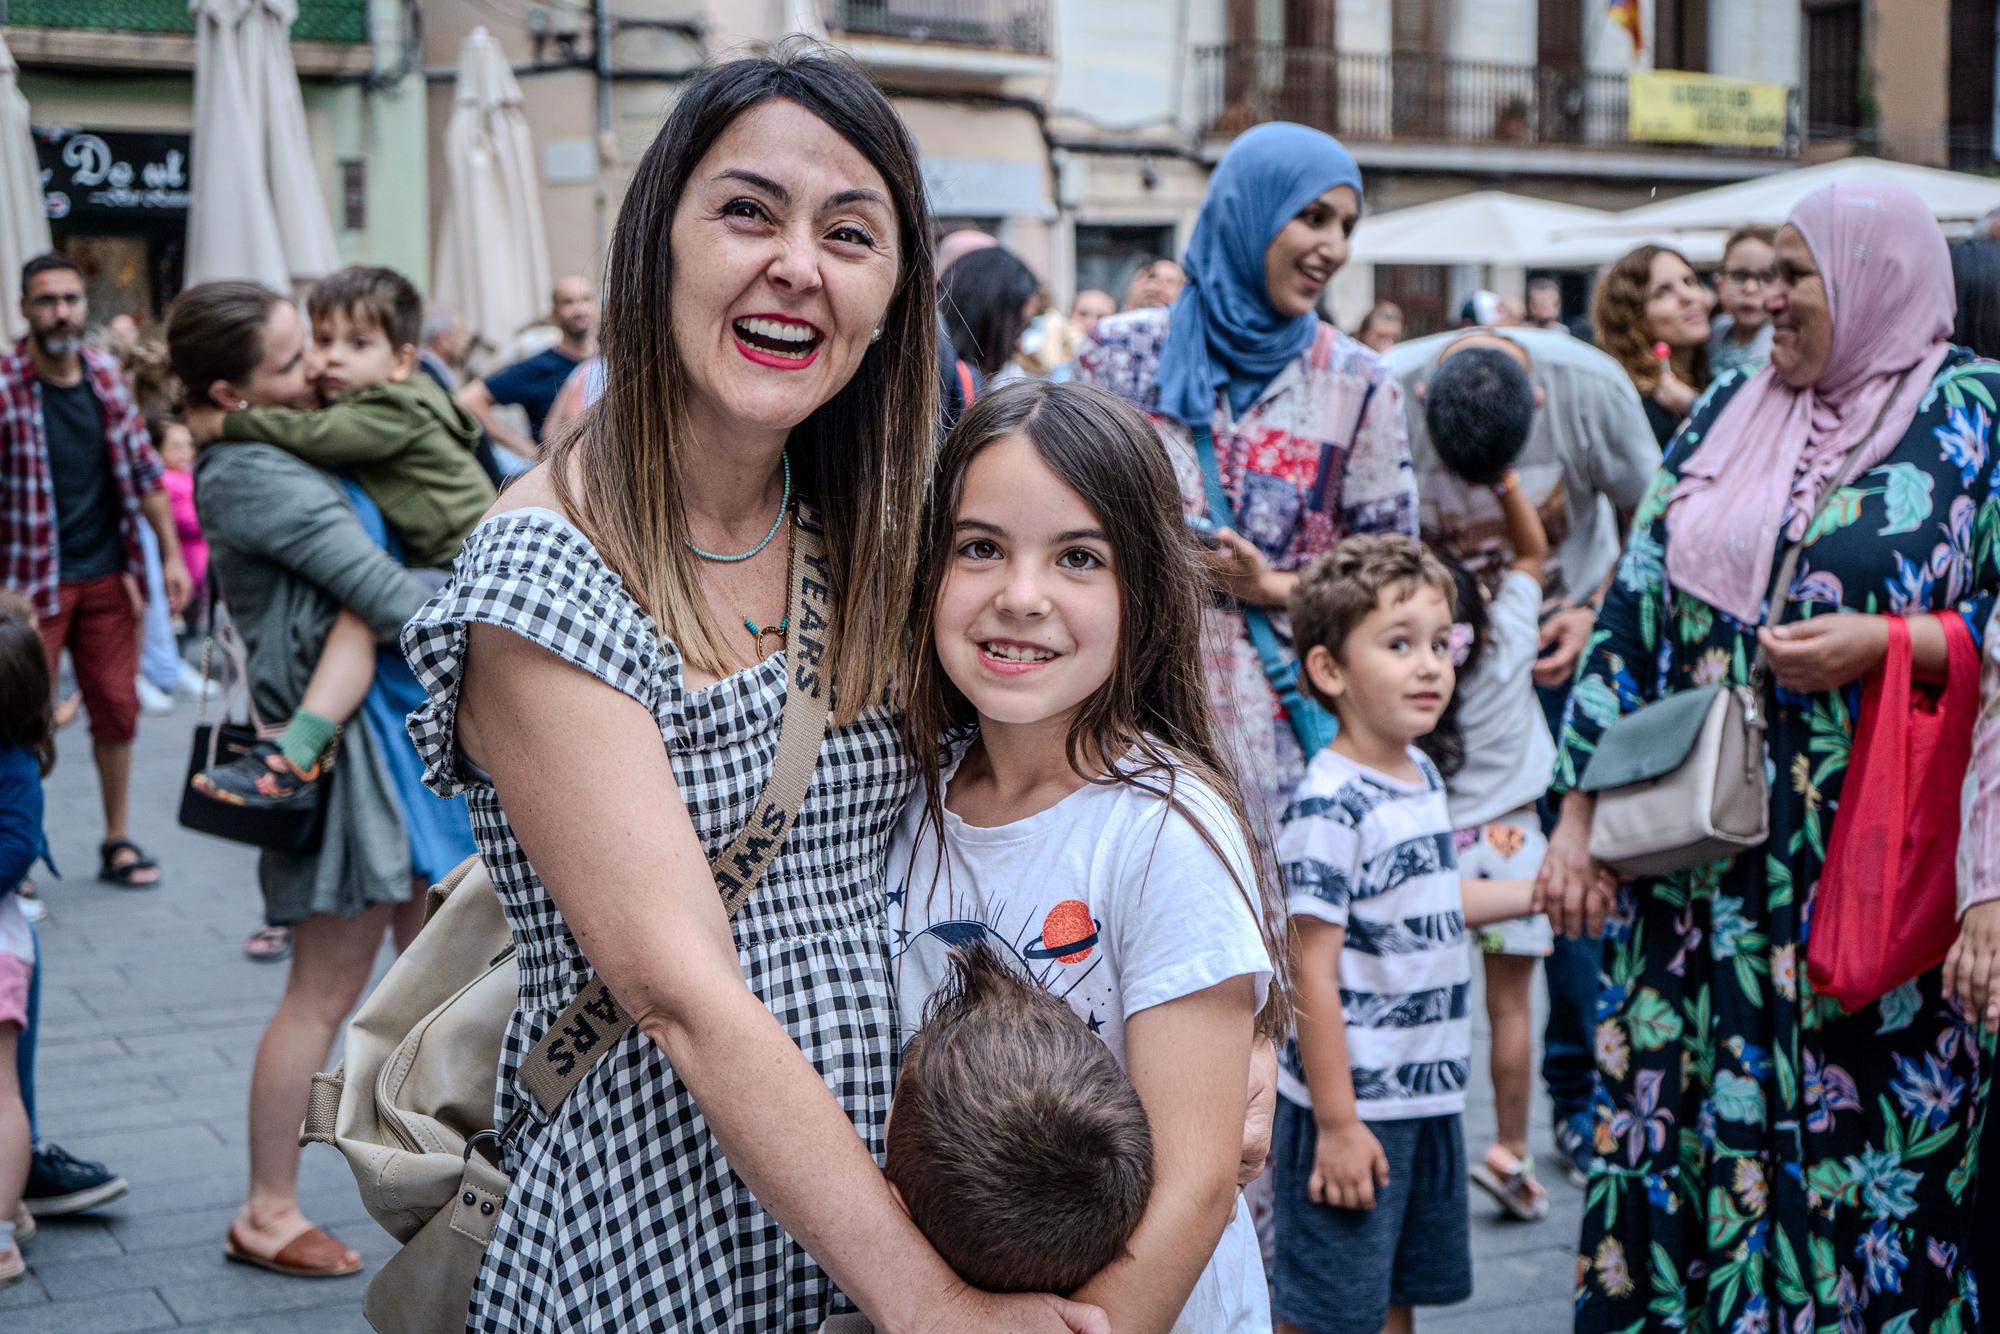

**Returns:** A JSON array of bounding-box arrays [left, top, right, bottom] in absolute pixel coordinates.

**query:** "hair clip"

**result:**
[[1448, 621, 1474, 668]]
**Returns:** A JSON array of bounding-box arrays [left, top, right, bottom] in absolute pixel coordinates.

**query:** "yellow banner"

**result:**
[[1628, 70, 1787, 148]]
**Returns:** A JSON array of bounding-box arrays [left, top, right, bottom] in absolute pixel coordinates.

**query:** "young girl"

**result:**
[[887, 379, 1283, 1334], [0, 592, 55, 1286], [1424, 475, 1557, 1222]]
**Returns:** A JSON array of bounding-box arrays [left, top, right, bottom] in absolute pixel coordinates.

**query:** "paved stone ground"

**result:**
[[6, 692, 1585, 1331]]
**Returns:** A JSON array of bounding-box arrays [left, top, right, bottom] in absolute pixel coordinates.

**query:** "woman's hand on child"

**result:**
[[1308, 1118, 1390, 1211], [1534, 799, 1618, 938], [1238, 1039, 1278, 1186], [1945, 900, 2000, 1033]]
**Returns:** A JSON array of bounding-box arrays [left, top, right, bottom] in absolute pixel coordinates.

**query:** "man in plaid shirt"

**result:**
[[3, 253, 190, 888]]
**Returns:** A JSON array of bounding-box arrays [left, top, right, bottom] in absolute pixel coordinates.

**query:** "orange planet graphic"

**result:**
[[1025, 899, 1100, 964]]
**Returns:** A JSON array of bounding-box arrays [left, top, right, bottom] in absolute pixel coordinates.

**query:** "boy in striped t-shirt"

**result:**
[[1270, 536, 1536, 1334]]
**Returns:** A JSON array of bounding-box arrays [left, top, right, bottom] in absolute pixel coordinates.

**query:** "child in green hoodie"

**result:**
[[192, 265, 496, 810]]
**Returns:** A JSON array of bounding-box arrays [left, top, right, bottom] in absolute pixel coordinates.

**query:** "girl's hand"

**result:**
[[1309, 1117, 1389, 1210], [1533, 606, 1597, 688], [1239, 1039, 1278, 1186], [1533, 795, 1617, 939], [1209, 528, 1289, 607], [1756, 615, 1888, 694], [1945, 900, 2000, 1032], [1653, 361, 1697, 416]]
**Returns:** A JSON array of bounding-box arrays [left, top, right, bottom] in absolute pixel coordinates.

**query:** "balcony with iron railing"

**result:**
[[1197, 43, 1798, 161], [825, 0, 1049, 55], [0, 0, 368, 42]]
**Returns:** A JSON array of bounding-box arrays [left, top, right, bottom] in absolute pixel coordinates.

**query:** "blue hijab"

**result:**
[[1155, 123, 1363, 428]]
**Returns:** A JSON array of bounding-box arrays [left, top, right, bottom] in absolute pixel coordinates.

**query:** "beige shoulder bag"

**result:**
[[1578, 372, 1914, 878], [301, 505, 835, 1334]]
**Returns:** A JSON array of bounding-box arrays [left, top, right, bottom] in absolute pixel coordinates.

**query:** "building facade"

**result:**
[[6, 0, 425, 320]]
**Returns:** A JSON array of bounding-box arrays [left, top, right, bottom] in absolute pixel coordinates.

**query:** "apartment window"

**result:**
[[1805, 0, 1863, 135], [1655, 0, 1708, 72]]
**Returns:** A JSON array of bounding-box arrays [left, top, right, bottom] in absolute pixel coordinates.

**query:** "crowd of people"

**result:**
[[0, 37, 1996, 1334]]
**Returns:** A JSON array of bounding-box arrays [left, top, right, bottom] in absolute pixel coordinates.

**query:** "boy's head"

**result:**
[[305, 266, 423, 400], [1423, 337, 1538, 486], [1290, 534, 1456, 748], [885, 941, 1153, 1296]]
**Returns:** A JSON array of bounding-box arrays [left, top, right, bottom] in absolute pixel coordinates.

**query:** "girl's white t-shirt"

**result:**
[[886, 756, 1273, 1334]]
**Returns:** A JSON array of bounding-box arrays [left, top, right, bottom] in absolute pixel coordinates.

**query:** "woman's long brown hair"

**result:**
[[1593, 243, 1710, 398], [548, 43, 938, 723], [899, 380, 1293, 1032]]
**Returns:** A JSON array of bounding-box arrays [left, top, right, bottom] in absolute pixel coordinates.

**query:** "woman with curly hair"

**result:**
[[1592, 243, 1711, 447]]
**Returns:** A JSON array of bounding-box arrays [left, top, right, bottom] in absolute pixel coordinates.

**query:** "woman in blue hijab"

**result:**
[[1076, 122, 1418, 819]]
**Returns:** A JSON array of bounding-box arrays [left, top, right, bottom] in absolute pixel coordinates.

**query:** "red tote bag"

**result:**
[[1806, 612, 1980, 1012]]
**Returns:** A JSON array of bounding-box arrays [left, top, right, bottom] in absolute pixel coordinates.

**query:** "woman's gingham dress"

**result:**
[[403, 510, 913, 1332]]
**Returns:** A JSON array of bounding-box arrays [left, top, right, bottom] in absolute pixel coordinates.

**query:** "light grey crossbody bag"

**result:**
[[1577, 372, 1914, 878]]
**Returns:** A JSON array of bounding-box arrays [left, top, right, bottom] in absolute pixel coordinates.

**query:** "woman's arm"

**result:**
[[458, 626, 1101, 1334], [1070, 978, 1256, 1333]]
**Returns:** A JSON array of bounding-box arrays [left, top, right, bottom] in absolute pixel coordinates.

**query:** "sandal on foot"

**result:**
[[224, 1222, 362, 1278], [243, 924, 293, 963], [97, 839, 161, 890], [14, 1203, 34, 1244], [193, 742, 326, 813], [1470, 1144, 1550, 1221]]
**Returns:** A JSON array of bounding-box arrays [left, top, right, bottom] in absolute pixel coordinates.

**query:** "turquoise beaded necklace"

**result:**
[[683, 451, 790, 563]]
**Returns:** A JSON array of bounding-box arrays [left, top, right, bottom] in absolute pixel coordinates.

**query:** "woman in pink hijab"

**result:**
[[1536, 180, 1995, 1330]]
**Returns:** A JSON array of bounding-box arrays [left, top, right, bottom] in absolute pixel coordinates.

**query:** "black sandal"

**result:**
[[98, 839, 161, 890]]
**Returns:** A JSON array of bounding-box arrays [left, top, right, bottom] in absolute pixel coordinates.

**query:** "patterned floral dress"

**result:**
[[1078, 309, 1418, 821], [1557, 352, 2000, 1332], [404, 510, 913, 1331]]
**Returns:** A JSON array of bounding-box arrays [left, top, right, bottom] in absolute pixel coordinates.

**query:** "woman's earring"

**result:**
[[234, 400, 249, 410], [870, 327, 882, 343]]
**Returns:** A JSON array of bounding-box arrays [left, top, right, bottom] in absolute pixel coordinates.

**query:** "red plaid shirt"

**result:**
[[0, 340, 162, 616]]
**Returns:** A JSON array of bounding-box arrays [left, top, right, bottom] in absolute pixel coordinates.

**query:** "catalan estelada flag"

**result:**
[[1609, 0, 1644, 54]]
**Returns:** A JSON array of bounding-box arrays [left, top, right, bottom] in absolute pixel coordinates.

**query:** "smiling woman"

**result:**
[[1077, 121, 1419, 821], [399, 43, 1103, 1334]]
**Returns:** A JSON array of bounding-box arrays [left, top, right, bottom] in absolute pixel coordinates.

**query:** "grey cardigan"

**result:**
[[194, 442, 435, 922]]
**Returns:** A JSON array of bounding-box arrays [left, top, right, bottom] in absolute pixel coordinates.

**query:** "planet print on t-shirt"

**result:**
[[1023, 899, 1099, 964]]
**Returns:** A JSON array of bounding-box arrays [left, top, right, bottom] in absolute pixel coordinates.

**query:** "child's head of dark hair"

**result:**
[[0, 591, 55, 776], [306, 265, 423, 352], [1424, 343, 1536, 486], [885, 941, 1153, 1295], [1413, 557, 1486, 780], [1289, 534, 1455, 717], [903, 377, 1294, 1032]]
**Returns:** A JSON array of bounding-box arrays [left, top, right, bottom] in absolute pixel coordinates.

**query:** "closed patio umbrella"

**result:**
[[186, 0, 340, 293], [1, 33, 52, 342], [433, 27, 551, 360]]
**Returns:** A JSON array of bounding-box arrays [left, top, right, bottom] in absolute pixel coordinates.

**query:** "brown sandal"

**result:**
[[224, 1222, 362, 1278]]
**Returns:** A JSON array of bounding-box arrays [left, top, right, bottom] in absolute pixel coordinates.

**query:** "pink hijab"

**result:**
[[1664, 181, 1956, 625]]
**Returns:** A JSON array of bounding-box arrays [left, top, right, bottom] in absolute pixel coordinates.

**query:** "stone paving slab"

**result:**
[[16, 682, 1592, 1327]]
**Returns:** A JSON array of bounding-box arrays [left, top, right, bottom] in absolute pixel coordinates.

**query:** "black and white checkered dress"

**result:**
[[403, 509, 912, 1332]]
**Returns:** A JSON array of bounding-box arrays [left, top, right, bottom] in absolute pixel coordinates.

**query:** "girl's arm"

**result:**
[[458, 626, 1102, 1334], [1493, 472, 1549, 583], [1070, 977, 1257, 1334], [1460, 877, 1536, 927]]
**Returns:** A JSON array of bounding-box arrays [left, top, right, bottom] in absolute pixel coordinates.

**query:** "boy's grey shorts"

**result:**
[[1271, 1099, 1473, 1334]]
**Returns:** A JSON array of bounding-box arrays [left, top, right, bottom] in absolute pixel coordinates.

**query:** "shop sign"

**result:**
[[1628, 71, 1788, 149], [33, 126, 193, 222]]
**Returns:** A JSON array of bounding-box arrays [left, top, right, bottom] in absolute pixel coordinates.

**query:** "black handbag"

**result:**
[[176, 597, 331, 855]]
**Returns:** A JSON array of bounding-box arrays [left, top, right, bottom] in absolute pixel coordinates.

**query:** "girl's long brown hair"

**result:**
[[900, 380, 1293, 1031], [1593, 243, 1709, 398], [548, 42, 937, 723], [0, 592, 54, 776]]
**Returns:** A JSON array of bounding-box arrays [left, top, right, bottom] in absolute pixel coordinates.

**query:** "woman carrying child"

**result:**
[[1078, 122, 1418, 822], [167, 281, 474, 1279], [889, 379, 1279, 1331]]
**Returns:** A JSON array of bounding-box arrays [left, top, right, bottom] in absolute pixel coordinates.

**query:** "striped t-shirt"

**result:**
[[1275, 746, 1470, 1120]]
